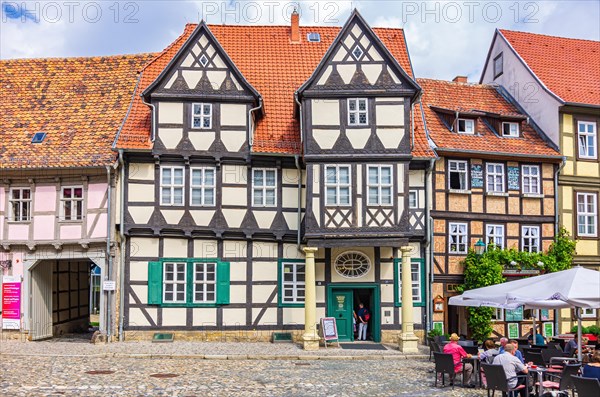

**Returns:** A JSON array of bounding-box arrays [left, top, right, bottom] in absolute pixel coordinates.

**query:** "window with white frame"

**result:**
[[522, 226, 540, 253], [522, 165, 540, 194], [457, 119, 475, 134], [577, 192, 598, 237], [409, 190, 418, 208], [367, 165, 392, 205], [60, 186, 84, 221], [491, 308, 504, 321], [192, 103, 212, 129], [398, 261, 422, 304], [448, 160, 468, 190], [582, 308, 597, 318], [348, 98, 368, 126], [486, 224, 505, 249], [449, 223, 468, 254], [325, 165, 351, 206], [578, 121, 597, 159], [160, 167, 184, 206], [486, 163, 505, 193], [280, 261, 305, 304], [163, 262, 186, 303], [252, 169, 277, 207], [193, 262, 216, 303], [9, 188, 31, 222], [191, 167, 215, 206], [502, 122, 520, 137]]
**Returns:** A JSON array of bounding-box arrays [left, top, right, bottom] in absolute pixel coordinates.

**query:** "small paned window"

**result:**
[[522, 226, 540, 253], [582, 308, 597, 318], [192, 103, 212, 129], [449, 222, 468, 254], [325, 165, 351, 206], [398, 260, 423, 304], [577, 192, 598, 237], [502, 122, 519, 137], [199, 55, 209, 67], [160, 167, 184, 206], [367, 165, 393, 206], [191, 167, 216, 206], [578, 121, 597, 159], [448, 160, 469, 190], [348, 98, 368, 126], [334, 251, 371, 278], [486, 163, 505, 193], [491, 308, 504, 321], [9, 188, 31, 222], [61, 186, 83, 221], [352, 46, 364, 60], [409, 190, 418, 209], [457, 119, 475, 134], [163, 262, 187, 303], [493, 53, 503, 79], [522, 165, 540, 194], [252, 169, 277, 207], [193, 262, 216, 303], [486, 224, 505, 249], [280, 261, 305, 305]]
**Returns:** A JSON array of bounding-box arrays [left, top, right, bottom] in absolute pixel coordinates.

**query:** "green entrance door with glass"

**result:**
[[326, 284, 380, 342]]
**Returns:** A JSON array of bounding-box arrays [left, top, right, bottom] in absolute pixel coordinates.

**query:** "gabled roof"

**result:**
[[491, 29, 600, 106], [417, 78, 561, 160], [0, 54, 153, 169], [116, 22, 431, 156]]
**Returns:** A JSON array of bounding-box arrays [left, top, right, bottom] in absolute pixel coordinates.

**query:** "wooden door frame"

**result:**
[[327, 283, 381, 342]]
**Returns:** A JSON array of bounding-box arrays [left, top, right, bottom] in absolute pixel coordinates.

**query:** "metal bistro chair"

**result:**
[[433, 352, 456, 388], [429, 340, 442, 361], [463, 345, 480, 356], [541, 349, 570, 373], [570, 375, 600, 397], [481, 363, 529, 397], [547, 341, 563, 352], [524, 351, 545, 367], [537, 364, 580, 397]]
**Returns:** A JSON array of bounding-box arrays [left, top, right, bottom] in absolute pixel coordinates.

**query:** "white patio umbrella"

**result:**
[[449, 266, 600, 361]]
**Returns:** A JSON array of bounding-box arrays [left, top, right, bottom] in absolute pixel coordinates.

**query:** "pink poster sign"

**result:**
[[2, 276, 21, 330]]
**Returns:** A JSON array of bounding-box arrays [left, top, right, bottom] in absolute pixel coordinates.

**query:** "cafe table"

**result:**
[[527, 365, 548, 396], [461, 356, 481, 388]]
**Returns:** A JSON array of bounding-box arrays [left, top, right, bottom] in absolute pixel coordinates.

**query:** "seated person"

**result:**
[[509, 339, 525, 364], [443, 333, 475, 387], [583, 350, 600, 381], [565, 336, 589, 357], [493, 343, 529, 397], [479, 339, 500, 364], [526, 327, 545, 345], [498, 337, 509, 353]]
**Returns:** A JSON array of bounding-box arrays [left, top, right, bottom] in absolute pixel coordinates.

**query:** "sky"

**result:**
[[1, 0, 599, 81]]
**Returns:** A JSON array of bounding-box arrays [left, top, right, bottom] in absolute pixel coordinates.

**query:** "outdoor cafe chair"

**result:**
[[433, 352, 456, 388], [541, 349, 570, 372], [481, 363, 529, 397], [547, 341, 563, 351], [524, 351, 545, 367], [429, 340, 442, 361], [536, 364, 580, 397], [463, 345, 480, 356], [570, 375, 600, 397]]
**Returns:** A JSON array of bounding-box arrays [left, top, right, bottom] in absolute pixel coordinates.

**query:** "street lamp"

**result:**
[[474, 239, 486, 256]]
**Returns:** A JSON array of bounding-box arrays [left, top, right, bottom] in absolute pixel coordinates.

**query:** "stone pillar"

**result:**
[[398, 246, 419, 353], [302, 247, 320, 350]]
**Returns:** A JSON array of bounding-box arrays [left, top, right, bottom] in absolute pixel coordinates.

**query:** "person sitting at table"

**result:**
[[527, 327, 545, 345], [565, 336, 589, 357], [498, 337, 509, 353], [443, 333, 475, 387], [582, 350, 600, 381], [493, 343, 529, 397], [509, 339, 525, 364], [479, 339, 500, 364]]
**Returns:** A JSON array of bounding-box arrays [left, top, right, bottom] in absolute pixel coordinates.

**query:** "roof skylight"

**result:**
[[31, 132, 46, 143]]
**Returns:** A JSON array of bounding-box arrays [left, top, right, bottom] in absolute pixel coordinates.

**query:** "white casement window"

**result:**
[[522, 226, 540, 253], [502, 122, 520, 137], [491, 308, 504, 322], [577, 192, 598, 237], [192, 103, 212, 129], [578, 121, 597, 159], [281, 262, 305, 304], [60, 186, 84, 221], [522, 165, 540, 194], [457, 119, 475, 134], [325, 165, 351, 206], [582, 308, 597, 318], [190, 167, 215, 206], [448, 160, 468, 190], [486, 163, 505, 193], [409, 190, 418, 209], [9, 188, 31, 222], [163, 262, 187, 303], [449, 222, 468, 254], [367, 165, 392, 206], [252, 169, 277, 207], [486, 224, 505, 249], [348, 98, 368, 126], [398, 261, 422, 304], [193, 262, 216, 303], [160, 167, 184, 206]]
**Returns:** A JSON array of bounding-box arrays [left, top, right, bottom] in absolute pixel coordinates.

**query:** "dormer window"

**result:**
[[502, 122, 519, 137], [348, 98, 368, 126], [192, 103, 212, 129], [457, 119, 474, 134]]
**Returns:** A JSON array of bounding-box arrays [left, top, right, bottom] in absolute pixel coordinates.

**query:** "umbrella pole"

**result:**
[[576, 307, 582, 363], [532, 316, 536, 345]]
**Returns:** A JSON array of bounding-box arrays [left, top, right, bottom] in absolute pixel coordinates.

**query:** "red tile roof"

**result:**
[[417, 78, 561, 159], [117, 23, 433, 157], [0, 54, 153, 169], [500, 29, 600, 106]]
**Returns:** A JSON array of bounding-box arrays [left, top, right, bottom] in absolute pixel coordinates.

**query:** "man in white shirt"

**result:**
[[493, 343, 529, 396]]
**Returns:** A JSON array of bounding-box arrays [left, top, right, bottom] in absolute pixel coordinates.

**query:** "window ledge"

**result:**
[[58, 220, 84, 224], [448, 189, 471, 195], [7, 220, 31, 224], [523, 193, 544, 199], [486, 192, 508, 197]]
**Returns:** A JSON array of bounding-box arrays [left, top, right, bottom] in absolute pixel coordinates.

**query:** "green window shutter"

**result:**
[[148, 261, 163, 305], [216, 261, 230, 305]]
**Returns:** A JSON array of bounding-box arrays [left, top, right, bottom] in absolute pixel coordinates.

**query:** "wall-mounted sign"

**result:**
[[543, 322, 554, 337], [508, 166, 520, 190], [102, 280, 116, 291], [505, 306, 524, 322], [433, 296, 444, 313], [2, 276, 21, 330], [471, 164, 483, 188], [503, 269, 540, 277], [508, 322, 520, 339], [540, 309, 550, 322], [433, 321, 444, 335]]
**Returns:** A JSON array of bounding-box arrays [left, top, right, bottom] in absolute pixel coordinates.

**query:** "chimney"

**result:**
[[453, 76, 468, 83], [291, 9, 300, 43]]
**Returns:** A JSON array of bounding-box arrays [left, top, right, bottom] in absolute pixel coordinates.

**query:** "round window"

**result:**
[[334, 251, 371, 279]]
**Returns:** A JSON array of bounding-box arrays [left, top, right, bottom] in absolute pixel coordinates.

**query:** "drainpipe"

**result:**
[[105, 165, 113, 342], [248, 99, 263, 150], [425, 158, 435, 333], [553, 156, 566, 334], [141, 97, 157, 142], [117, 149, 126, 341], [295, 155, 302, 249]]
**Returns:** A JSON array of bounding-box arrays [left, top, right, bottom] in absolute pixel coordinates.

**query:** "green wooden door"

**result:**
[[329, 289, 353, 341]]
